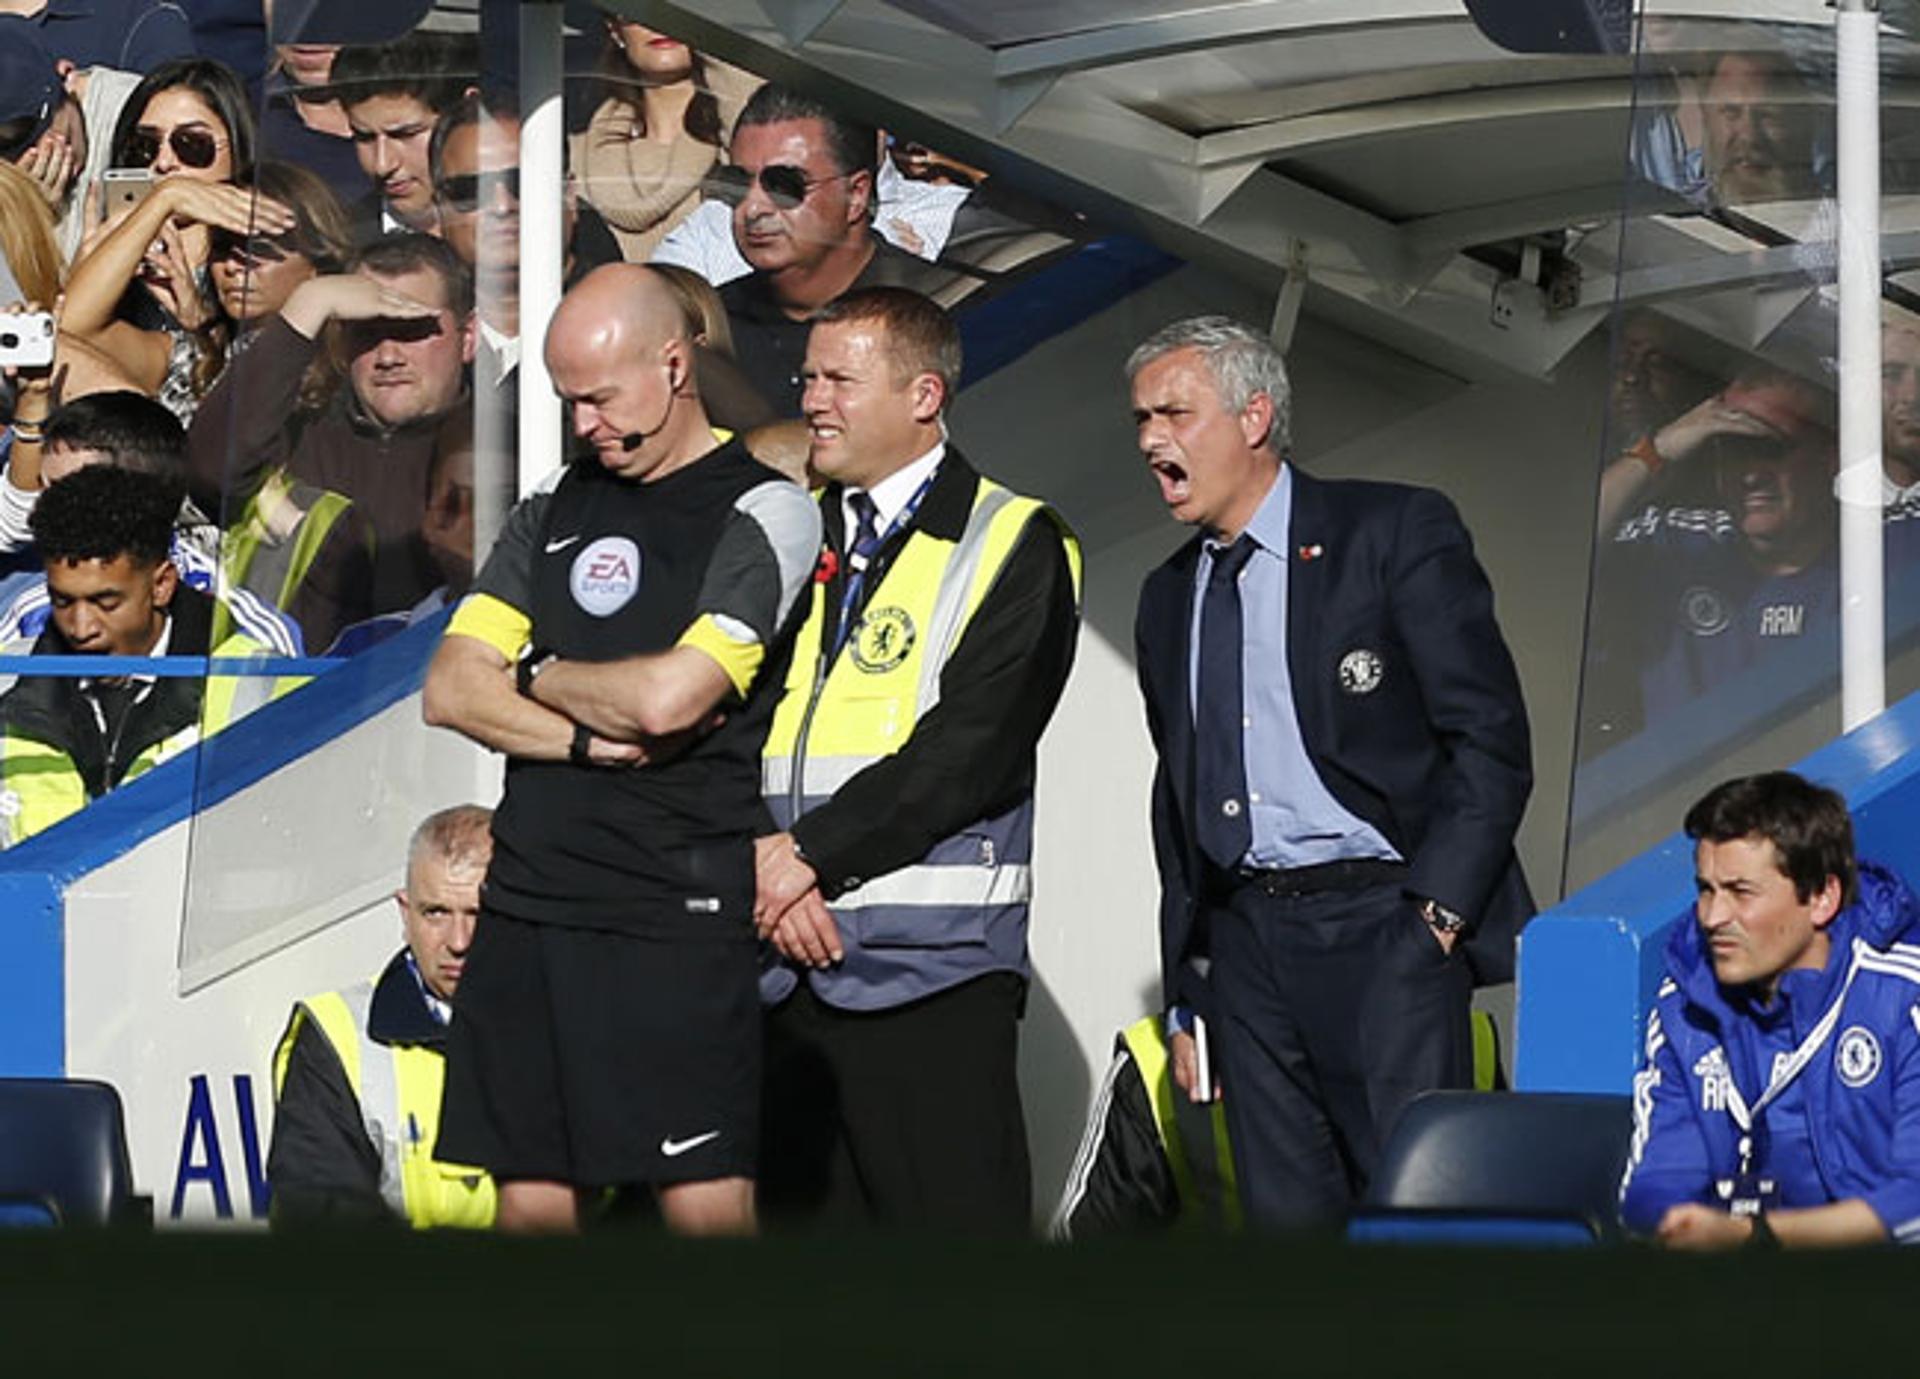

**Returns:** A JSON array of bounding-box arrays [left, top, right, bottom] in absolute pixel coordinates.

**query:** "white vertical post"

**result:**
[[1838, 0, 1885, 731], [518, 0, 566, 500]]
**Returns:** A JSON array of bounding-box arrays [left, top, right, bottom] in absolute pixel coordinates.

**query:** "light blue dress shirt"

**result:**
[[1187, 464, 1400, 871]]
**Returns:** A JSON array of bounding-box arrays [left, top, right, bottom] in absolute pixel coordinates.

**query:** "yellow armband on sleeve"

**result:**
[[678, 612, 764, 697], [447, 593, 533, 662]]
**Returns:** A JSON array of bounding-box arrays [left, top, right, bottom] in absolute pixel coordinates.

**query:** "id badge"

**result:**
[[1715, 1172, 1779, 1215]]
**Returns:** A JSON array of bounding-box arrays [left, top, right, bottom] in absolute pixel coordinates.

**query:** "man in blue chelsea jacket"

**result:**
[[1622, 770, 1920, 1248]]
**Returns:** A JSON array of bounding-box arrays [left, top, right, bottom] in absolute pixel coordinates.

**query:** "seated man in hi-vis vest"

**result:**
[[267, 806, 497, 1229], [0, 463, 290, 847]]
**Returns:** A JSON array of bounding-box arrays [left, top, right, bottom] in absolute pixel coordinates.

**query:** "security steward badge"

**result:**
[[1837, 1026, 1883, 1088], [850, 605, 916, 673], [571, 536, 641, 617], [1338, 648, 1384, 695]]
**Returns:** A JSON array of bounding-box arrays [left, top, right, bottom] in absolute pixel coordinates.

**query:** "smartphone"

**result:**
[[0, 313, 55, 369], [100, 167, 155, 222], [1193, 1013, 1213, 1102]]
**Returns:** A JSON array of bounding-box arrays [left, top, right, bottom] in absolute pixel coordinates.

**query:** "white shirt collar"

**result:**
[[478, 319, 519, 386], [842, 440, 945, 538]]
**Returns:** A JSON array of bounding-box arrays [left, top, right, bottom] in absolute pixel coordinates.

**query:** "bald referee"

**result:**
[[423, 265, 820, 1235]]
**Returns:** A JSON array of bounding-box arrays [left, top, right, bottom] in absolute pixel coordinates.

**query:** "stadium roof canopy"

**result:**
[[590, 0, 1918, 380]]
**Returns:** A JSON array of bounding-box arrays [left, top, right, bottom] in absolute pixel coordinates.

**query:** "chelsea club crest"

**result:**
[[1837, 1025, 1883, 1088], [851, 606, 916, 673], [1338, 648, 1384, 695]]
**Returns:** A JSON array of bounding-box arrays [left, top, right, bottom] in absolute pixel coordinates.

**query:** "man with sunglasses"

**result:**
[[426, 92, 618, 394], [715, 85, 947, 416], [187, 231, 474, 620]]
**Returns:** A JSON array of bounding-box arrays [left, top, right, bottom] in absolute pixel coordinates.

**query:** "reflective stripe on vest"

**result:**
[[221, 474, 357, 632], [1121, 1016, 1240, 1230], [0, 632, 302, 848], [761, 480, 1073, 1001], [290, 982, 496, 1231]]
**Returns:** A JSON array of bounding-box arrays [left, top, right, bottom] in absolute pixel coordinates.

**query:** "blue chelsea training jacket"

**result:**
[[1620, 861, 1920, 1240]]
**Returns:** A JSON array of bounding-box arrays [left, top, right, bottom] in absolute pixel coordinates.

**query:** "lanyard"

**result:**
[[1720, 940, 1863, 1175], [830, 471, 937, 661]]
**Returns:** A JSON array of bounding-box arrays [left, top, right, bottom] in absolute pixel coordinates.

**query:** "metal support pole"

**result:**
[[1837, 0, 1885, 731], [518, 0, 566, 500]]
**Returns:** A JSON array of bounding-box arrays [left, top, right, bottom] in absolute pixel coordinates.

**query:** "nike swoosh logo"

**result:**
[[660, 1130, 721, 1157], [545, 534, 582, 554]]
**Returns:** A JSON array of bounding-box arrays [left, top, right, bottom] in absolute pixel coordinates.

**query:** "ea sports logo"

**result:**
[[571, 537, 641, 616]]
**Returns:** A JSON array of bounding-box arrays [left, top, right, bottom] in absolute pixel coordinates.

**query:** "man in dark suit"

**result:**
[[1128, 315, 1532, 1229]]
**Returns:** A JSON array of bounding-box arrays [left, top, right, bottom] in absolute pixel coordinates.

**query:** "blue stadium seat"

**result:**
[[0, 1078, 150, 1228], [1348, 1091, 1632, 1246]]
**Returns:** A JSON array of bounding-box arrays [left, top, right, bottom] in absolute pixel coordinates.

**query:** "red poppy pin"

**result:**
[[813, 547, 840, 584]]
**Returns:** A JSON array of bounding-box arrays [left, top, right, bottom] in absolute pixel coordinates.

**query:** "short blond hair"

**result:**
[[407, 804, 494, 881]]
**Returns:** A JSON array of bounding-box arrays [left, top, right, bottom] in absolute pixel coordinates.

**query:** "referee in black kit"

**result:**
[[423, 265, 819, 1234]]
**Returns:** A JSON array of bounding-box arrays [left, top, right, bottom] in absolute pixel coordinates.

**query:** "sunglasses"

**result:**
[[343, 315, 445, 353], [707, 163, 849, 211], [437, 169, 518, 214], [211, 229, 301, 265], [123, 124, 225, 171]]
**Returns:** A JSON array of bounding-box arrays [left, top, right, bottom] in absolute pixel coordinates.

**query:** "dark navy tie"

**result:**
[[1195, 539, 1255, 871], [832, 491, 883, 659]]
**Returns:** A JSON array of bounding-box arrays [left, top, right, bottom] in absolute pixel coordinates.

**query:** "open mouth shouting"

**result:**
[[1148, 456, 1191, 509]]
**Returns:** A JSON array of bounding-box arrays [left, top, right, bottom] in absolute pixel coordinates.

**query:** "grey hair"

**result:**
[[407, 804, 494, 880], [1124, 315, 1292, 459]]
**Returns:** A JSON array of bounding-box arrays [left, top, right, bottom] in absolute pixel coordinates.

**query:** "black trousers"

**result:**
[[759, 971, 1031, 1231], [1208, 878, 1471, 1230]]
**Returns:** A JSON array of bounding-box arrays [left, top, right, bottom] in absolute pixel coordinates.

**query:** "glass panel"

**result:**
[[1564, 7, 1917, 890], [181, 9, 485, 986], [165, 6, 1109, 987]]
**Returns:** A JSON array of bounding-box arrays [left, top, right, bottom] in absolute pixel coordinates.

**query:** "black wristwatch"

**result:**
[[517, 649, 556, 698], [1419, 897, 1468, 936]]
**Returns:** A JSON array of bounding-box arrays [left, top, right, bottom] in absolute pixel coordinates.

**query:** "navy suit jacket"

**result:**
[[1135, 466, 1534, 1010]]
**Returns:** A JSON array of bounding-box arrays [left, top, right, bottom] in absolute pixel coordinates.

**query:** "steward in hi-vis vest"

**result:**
[[270, 957, 495, 1230], [753, 288, 1082, 1229], [0, 465, 295, 849], [219, 466, 376, 656], [269, 806, 497, 1230]]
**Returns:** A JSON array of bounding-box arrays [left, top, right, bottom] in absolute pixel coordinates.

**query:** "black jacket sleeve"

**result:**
[[1385, 488, 1532, 924], [1053, 1045, 1180, 1240], [790, 510, 1079, 894], [266, 1010, 393, 1229]]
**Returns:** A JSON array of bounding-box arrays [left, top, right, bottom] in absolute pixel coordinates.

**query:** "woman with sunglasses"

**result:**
[[60, 58, 292, 424], [571, 16, 760, 262], [212, 161, 353, 337]]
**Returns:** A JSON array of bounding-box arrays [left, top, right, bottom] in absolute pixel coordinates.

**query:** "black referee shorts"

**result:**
[[437, 907, 760, 1187]]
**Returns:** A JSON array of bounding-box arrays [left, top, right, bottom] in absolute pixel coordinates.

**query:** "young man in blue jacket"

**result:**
[[1621, 770, 1920, 1248]]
